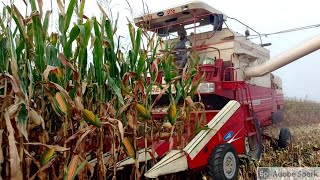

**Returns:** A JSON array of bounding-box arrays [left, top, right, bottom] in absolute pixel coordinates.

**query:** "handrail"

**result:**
[[223, 67, 238, 82]]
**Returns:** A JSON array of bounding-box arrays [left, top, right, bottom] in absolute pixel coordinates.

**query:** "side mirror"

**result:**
[[210, 14, 224, 31]]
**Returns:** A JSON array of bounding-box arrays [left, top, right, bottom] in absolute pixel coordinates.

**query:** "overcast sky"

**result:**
[[9, 0, 320, 101]]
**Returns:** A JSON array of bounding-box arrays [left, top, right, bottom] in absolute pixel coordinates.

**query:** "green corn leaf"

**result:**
[[46, 45, 60, 66], [64, 25, 80, 58], [0, 38, 7, 73], [78, 0, 86, 23], [105, 20, 114, 49], [133, 28, 142, 65], [83, 20, 91, 46], [6, 6, 28, 42], [107, 77, 124, 106], [72, 160, 87, 180], [43, 11, 51, 37], [64, 0, 77, 33], [128, 23, 135, 48], [136, 51, 146, 79], [93, 18, 103, 85], [31, 11, 45, 73], [29, 0, 37, 11]]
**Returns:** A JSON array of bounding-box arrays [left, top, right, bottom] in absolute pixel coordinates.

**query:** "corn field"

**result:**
[[0, 0, 206, 179], [238, 98, 320, 180]]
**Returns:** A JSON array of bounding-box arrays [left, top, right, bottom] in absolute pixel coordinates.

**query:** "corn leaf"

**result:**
[[4, 111, 23, 180], [133, 28, 142, 66], [17, 103, 28, 140], [43, 10, 51, 37], [0, 130, 4, 177], [64, 25, 80, 58], [31, 11, 45, 73], [93, 18, 103, 85], [64, 0, 77, 33], [107, 77, 124, 105]]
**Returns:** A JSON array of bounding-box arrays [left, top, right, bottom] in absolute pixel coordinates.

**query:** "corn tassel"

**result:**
[[82, 109, 101, 127]]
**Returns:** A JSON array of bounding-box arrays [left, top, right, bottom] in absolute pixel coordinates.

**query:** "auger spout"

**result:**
[[244, 34, 320, 78]]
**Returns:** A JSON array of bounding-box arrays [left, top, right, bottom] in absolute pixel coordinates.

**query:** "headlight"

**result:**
[[197, 83, 215, 93]]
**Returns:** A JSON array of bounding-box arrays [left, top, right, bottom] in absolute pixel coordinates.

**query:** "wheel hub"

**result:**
[[223, 152, 236, 178]]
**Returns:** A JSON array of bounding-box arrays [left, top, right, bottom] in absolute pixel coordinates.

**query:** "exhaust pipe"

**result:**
[[244, 34, 320, 78]]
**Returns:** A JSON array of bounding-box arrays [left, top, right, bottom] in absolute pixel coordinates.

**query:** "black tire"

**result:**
[[246, 117, 263, 159], [278, 128, 291, 148], [208, 143, 239, 180]]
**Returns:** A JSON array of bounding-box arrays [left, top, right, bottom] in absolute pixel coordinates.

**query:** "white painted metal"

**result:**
[[117, 148, 158, 167], [134, 1, 227, 28], [144, 150, 188, 178], [244, 34, 320, 78], [184, 100, 240, 159]]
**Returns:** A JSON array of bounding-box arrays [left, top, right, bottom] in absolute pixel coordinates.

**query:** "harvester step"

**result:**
[[247, 132, 257, 137]]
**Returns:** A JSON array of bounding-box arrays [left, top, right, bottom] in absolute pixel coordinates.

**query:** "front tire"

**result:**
[[208, 143, 239, 180]]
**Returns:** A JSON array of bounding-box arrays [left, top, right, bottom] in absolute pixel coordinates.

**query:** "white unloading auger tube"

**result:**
[[144, 100, 241, 178], [244, 34, 320, 78]]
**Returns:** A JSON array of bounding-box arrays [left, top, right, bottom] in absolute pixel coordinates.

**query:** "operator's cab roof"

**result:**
[[134, 1, 227, 32]]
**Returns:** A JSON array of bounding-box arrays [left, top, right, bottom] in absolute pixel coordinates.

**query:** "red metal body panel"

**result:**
[[186, 107, 246, 169]]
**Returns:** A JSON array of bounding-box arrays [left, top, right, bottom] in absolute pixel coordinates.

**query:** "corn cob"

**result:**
[[167, 101, 177, 125], [74, 95, 84, 111], [52, 92, 69, 116], [136, 103, 151, 120], [7, 103, 21, 117], [51, 32, 58, 46], [82, 109, 101, 127], [127, 114, 134, 129], [122, 137, 135, 159], [66, 155, 79, 180], [40, 148, 56, 165], [162, 122, 172, 130], [29, 108, 45, 129], [56, 67, 63, 79]]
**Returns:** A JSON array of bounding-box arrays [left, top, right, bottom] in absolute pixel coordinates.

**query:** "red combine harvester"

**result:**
[[89, 1, 320, 179]]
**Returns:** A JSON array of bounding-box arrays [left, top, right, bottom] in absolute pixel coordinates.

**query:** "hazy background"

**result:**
[[7, 0, 320, 101]]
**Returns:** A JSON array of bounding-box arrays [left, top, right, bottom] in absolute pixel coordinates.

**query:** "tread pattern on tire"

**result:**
[[208, 143, 239, 180], [278, 128, 291, 148]]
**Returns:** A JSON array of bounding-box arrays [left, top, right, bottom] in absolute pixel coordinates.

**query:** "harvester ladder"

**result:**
[[235, 83, 260, 151]]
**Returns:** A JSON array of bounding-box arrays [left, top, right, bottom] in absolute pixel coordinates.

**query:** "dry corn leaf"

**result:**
[[23, 142, 69, 152], [56, 0, 65, 16], [5, 111, 23, 180], [0, 130, 4, 179]]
